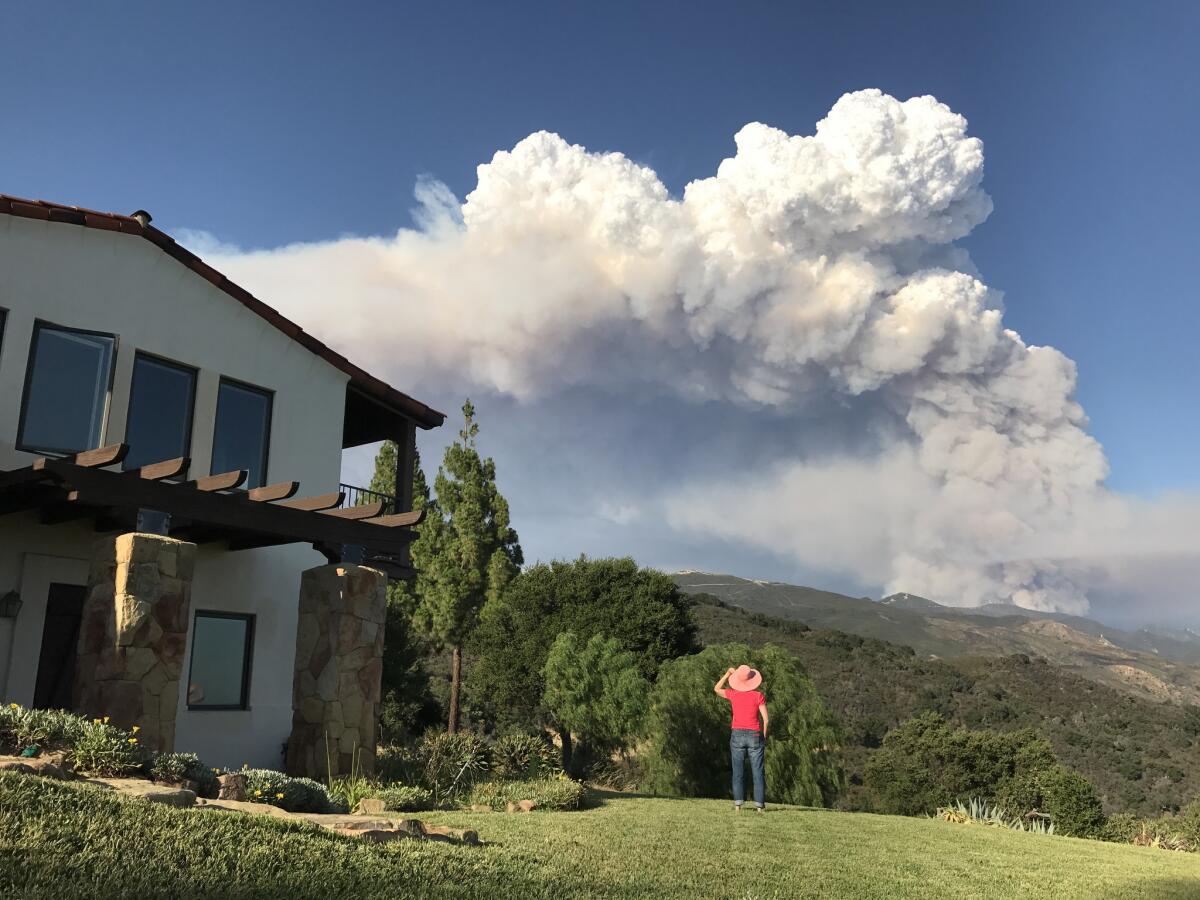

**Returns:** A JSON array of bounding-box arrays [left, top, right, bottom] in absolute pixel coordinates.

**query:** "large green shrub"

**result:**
[[151, 752, 218, 797], [410, 731, 492, 802], [641, 643, 843, 806], [0, 704, 86, 751], [866, 713, 1058, 817], [1029, 765, 1106, 838], [471, 557, 696, 733], [466, 777, 585, 811], [374, 784, 435, 812], [490, 733, 556, 780], [241, 768, 343, 813], [543, 632, 649, 773]]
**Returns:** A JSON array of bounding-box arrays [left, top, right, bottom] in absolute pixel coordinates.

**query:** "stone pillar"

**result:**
[[286, 564, 386, 779], [74, 533, 195, 753]]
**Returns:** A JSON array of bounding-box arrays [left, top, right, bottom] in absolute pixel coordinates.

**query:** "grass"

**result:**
[[3, 774, 1200, 899]]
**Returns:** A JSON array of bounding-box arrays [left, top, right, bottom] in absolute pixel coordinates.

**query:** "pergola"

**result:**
[[0, 443, 423, 578]]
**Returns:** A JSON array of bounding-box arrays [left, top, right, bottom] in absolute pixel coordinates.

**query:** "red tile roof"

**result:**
[[0, 194, 445, 430]]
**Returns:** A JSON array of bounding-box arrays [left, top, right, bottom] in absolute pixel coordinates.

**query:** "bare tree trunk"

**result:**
[[448, 645, 462, 734], [560, 728, 573, 775]]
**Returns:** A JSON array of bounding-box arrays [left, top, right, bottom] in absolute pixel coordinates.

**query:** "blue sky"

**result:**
[[2, 2, 1198, 610], [4, 1, 1196, 496]]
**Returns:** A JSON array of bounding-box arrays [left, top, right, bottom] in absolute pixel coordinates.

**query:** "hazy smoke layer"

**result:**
[[205, 89, 1115, 613]]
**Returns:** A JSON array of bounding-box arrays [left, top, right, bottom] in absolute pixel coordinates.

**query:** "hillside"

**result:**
[[689, 597, 1200, 816], [674, 572, 1200, 704], [4, 774, 1199, 899]]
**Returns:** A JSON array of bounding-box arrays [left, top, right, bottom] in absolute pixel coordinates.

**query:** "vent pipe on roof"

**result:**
[[130, 209, 153, 227]]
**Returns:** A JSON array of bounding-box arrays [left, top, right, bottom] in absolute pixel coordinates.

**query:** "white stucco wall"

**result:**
[[0, 214, 352, 768]]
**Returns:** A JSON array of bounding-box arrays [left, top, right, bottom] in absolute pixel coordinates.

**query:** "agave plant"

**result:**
[[937, 799, 1055, 835]]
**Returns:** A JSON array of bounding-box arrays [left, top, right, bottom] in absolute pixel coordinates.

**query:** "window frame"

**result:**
[[212, 376, 274, 488], [16, 318, 119, 457], [186, 610, 256, 711], [122, 350, 199, 472], [0, 307, 8, 363]]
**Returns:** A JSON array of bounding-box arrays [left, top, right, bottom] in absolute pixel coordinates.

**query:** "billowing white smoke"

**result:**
[[203, 89, 1115, 614]]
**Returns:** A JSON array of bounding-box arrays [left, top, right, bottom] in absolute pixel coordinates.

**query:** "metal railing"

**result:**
[[338, 483, 398, 515]]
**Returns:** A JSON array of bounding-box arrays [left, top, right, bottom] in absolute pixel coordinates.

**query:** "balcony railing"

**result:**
[[338, 483, 398, 515]]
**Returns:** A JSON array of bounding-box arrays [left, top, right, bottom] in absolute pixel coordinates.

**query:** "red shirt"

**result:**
[[724, 689, 765, 731]]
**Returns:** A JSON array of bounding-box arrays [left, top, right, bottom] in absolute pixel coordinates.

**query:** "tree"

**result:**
[[542, 632, 649, 775], [470, 557, 696, 738], [861, 712, 1105, 823], [413, 401, 522, 733], [641, 643, 844, 807], [368, 442, 440, 742]]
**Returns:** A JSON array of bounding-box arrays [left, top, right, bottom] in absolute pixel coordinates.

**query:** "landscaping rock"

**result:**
[[518, 799, 538, 813], [217, 773, 248, 801], [0, 756, 72, 780], [91, 777, 196, 808], [353, 798, 387, 815]]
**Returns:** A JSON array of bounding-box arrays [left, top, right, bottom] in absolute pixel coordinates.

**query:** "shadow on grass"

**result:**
[[582, 787, 839, 815], [1118, 878, 1200, 900]]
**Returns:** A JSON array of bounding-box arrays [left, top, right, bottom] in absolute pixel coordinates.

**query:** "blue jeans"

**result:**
[[730, 728, 765, 807]]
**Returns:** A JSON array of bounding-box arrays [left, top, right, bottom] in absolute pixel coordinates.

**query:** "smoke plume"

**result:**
[[197, 89, 1166, 615]]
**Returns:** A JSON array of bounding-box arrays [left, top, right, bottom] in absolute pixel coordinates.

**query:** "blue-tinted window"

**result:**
[[186, 612, 254, 710], [18, 322, 116, 455], [123, 354, 197, 471], [211, 379, 272, 488]]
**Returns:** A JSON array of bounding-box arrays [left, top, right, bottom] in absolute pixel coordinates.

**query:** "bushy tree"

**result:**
[[641, 643, 843, 807], [865, 712, 1056, 816], [413, 401, 522, 732], [998, 763, 1107, 838], [470, 557, 696, 736], [864, 712, 1104, 834], [369, 441, 440, 742], [542, 632, 649, 774]]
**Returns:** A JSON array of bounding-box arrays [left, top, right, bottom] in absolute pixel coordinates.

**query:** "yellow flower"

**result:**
[[128, 738, 138, 744], [254, 789, 262, 797], [93, 718, 101, 724], [131, 726, 140, 733], [276, 792, 285, 800], [8, 703, 17, 709], [103, 716, 110, 724]]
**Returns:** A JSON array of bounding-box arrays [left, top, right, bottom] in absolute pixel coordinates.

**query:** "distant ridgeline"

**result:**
[[676, 573, 1200, 817]]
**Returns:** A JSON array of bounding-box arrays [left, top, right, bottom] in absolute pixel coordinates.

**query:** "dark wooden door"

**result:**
[[32, 583, 86, 711]]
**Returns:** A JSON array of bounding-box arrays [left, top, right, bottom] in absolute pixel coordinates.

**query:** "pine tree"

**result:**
[[413, 400, 522, 732], [368, 440, 438, 739]]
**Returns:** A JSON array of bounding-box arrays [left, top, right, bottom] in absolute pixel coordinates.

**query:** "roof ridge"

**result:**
[[0, 193, 444, 429]]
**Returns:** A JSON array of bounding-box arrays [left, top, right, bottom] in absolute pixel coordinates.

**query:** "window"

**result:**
[[210, 378, 272, 489], [18, 321, 117, 455], [186, 611, 254, 710], [123, 353, 197, 471]]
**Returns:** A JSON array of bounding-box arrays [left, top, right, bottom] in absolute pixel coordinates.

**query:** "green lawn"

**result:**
[[2, 773, 1199, 899]]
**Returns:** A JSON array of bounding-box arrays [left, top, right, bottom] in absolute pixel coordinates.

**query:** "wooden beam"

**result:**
[[187, 470, 247, 492], [73, 444, 129, 468], [321, 501, 385, 520], [32, 443, 129, 471], [363, 508, 426, 527], [126, 457, 189, 481], [246, 480, 300, 502], [277, 491, 344, 512], [37, 460, 413, 554]]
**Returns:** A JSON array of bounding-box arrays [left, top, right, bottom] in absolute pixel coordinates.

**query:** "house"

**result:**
[[0, 195, 444, 776]]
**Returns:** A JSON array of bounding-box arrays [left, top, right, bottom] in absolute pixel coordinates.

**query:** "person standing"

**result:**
[[714, 664, 769, 812]]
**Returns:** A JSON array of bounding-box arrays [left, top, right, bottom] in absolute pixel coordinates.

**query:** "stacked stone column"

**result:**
[[74, 533, 195, 752], [286, 564, 386, 779]]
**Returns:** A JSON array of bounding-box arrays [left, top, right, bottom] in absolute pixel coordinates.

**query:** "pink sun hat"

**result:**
[[728, 664, 762, 692]]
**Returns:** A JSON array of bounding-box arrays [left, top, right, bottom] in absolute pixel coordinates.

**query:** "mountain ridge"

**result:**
[[672, 571, 1200, 704]]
